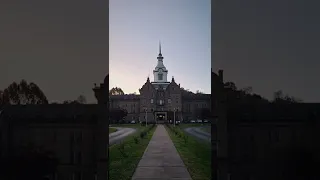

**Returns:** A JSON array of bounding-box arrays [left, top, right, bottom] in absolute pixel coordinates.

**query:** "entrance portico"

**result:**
[[154, 111, 167, 124]]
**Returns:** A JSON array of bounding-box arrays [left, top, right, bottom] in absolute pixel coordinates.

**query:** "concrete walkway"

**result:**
[[131, 125, 192, 180]]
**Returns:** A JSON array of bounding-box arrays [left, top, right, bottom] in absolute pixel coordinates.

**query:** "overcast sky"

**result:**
[[0, 0, 108, 103], [213, 0, 320, 102], [109, 0, 211, 94], [1, 0, 319, 103]]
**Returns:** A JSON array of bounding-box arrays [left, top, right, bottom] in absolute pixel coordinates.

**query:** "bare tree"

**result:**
[[109, 87, 124, 95], [77, 95, 87, 104]]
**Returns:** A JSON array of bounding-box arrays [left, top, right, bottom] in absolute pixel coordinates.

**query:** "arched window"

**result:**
[[158, 74, 163, 80]]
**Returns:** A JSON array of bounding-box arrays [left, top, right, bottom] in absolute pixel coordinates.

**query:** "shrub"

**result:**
[[133, 136, 139, 144], [140, 131, 147, 139], [183, 134, 188, 143]]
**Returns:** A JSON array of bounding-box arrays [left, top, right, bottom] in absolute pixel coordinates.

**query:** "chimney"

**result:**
[[218, 69, 223, 82]]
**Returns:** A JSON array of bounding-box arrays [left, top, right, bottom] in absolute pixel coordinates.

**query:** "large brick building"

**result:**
[[0, 104, 108, 180], [93, 44, 211, 123]]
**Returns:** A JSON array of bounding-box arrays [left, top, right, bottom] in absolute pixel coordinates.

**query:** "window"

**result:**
[[151, 99, 154, 104], [151, 108, 154, 112], [158, 74, 163, 80], [159, 100, 164, 105], [168, 99, 171, 103]]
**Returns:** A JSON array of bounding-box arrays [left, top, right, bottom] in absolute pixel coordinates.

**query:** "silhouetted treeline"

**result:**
[[224, 81, 302, 104], [109, 87, 124, 95], [109, 108, 128, 123], [0, 80, 48, 107]]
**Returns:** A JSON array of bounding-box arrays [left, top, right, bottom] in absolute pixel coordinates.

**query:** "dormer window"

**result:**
[[158, 74, 163, 80]]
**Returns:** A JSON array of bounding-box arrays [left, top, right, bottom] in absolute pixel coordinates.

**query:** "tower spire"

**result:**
[[159, 41, 162, 56]]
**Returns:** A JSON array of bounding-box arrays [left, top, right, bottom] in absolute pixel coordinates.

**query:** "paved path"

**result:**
[[184, 127, 211, 142], [131, 125, 192, 180], [109, 127, 136, 146]]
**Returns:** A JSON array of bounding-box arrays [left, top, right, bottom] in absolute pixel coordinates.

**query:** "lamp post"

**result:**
[[145, 108, 148, 126], [174, 108, 178, 127]]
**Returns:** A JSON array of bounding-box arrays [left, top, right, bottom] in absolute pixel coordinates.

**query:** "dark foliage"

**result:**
[[109, 108, 128, 123], [109, 87, 124, 95], [0, 80, 48, 105]]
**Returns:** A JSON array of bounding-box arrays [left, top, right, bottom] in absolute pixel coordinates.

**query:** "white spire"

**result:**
[[153, 42, 168, 82]]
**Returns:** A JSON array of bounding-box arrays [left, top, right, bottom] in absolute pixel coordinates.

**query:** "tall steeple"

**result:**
[[153, 42, 168, 82], [159, 41, 162, 56]]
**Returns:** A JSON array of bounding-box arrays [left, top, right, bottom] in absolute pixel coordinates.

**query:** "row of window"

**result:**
[[150, 99, 178, 104]]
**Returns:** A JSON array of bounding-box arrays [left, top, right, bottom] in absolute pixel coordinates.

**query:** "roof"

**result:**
[[151, 82, 170, 90], [109, 94, 140, 100], [182, 93, 211, 100]]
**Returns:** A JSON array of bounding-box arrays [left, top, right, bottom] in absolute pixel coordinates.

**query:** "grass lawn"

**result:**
[[165, 125, 211, 180], [109, 127, 117, 134], [109, 125, 156, 180]]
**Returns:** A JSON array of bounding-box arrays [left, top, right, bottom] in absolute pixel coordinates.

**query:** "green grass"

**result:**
[[109, 125, 156, 180], [109, 127, 117, 134], [165, 124, 211, 180]]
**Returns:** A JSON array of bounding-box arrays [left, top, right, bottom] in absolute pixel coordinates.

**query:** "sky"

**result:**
[[2, 0, 319, 103], [0, 0, 108, 104], [109, 0, 211, 94], [213, 0, 320, 102]]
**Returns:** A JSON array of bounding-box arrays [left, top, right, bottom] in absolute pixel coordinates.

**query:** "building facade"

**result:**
[[93, 44, 211, 123], [0, 104, 108, 180], [214, 70, 320, 180]]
